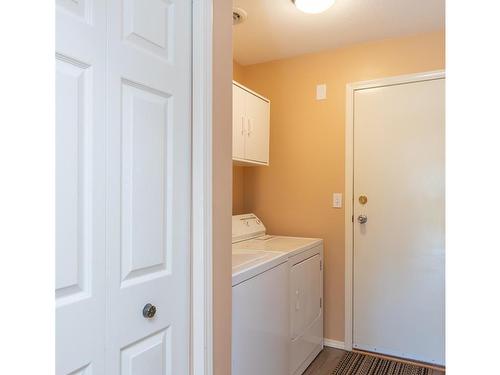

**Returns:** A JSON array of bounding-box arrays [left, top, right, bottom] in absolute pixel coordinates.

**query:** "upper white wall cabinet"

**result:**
[[232, 81, 270, 166]]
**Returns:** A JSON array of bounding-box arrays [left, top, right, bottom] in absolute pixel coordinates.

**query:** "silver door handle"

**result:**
[[143, 303, 157, 319], [357, 215, 368, 224]]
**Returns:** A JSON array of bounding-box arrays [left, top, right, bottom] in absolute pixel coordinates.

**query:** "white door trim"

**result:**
[[192, 0, 213, 374], [344, 70, 445, 351]]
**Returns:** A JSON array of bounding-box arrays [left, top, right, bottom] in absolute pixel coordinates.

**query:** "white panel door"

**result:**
[[106, 0, 191, 373], [244, 92, 270, 164], [353, 78, 445, 365], [232, 84, 246, 160], [56, 1, 106, 374]]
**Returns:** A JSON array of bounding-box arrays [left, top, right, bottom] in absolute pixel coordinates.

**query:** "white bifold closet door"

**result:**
[[105, 0, 191, 374], [56, 1, 192, 374], [353, 78, 445, 366], [56, 1, 107, 373]]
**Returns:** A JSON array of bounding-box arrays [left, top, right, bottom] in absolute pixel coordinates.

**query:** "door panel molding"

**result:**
[[344, 70, 445, 352]]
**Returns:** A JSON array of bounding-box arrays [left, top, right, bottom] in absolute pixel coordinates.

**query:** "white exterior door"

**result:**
[[352, 77, 445, 365], [56, 1, 106, 373], [56, 1, 192, 374], [106, 0, 191, 374]]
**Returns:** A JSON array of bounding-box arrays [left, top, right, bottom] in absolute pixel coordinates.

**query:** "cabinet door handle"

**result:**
[[241, 116, 245, 135], [247, 118, 252, 136]]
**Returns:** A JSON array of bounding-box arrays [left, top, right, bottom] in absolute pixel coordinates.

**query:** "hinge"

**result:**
[[320, 260, 322, 271], [320, 298, 322, 308], [352, 214, 354, 223]]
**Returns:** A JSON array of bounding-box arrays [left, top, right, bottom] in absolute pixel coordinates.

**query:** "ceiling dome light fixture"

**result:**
[[292, 0, 336, 14]]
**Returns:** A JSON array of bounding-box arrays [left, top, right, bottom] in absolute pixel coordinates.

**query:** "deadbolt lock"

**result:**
[[358, 195, 368, 205]]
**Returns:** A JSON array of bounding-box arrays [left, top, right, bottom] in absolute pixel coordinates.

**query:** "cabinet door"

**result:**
[[232, 84, 246, 159], [290, 254, 321, 340], [244, 92, 270, 164]]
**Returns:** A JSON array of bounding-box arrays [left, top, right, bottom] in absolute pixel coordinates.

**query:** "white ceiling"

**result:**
[[233, 0, 445, 65]]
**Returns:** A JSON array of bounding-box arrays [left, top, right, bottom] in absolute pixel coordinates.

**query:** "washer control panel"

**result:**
[[232, 213, 266, 243]]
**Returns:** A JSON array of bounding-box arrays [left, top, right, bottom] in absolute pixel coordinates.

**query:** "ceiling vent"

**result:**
[[233, 7, 247, 25]]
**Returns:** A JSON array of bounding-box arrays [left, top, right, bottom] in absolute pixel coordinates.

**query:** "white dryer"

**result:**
[[232, 214, 324, 375]]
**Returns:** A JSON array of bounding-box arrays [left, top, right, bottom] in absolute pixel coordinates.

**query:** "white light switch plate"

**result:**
[[333, 193, 342, 208], [316, 84, 327, 100]]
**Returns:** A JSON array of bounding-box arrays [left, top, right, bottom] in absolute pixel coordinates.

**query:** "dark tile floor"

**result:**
[[302, 347, 445, 375]]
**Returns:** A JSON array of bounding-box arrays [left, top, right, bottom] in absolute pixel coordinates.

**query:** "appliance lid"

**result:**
[[232, 213, 266, 243], [231, 249, 286, 286], [232, 249, 273, 270]]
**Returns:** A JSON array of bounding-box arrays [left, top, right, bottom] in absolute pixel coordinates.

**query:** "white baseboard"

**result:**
[[323, 338, 345, 350]]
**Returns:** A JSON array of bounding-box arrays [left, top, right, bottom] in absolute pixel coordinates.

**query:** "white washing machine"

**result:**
[[231, 244, 289, 374], [232, 214, 324, 375]]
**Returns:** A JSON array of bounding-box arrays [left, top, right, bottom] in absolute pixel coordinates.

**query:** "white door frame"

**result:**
[[192, 0, 214, 374], [344, 70, 445, 351]]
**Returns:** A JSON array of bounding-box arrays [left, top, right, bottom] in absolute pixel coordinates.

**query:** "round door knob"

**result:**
[[357, 215, 368, 224], [358, 195, 368, 205], [142, 303, 157, 319]]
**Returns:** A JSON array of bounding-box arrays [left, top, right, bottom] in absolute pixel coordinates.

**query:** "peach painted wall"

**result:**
[[233, 60, 245, 81], [232, 31, 445, 341], [232, 165, 245, 215], [213, 0, 232, 374]]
